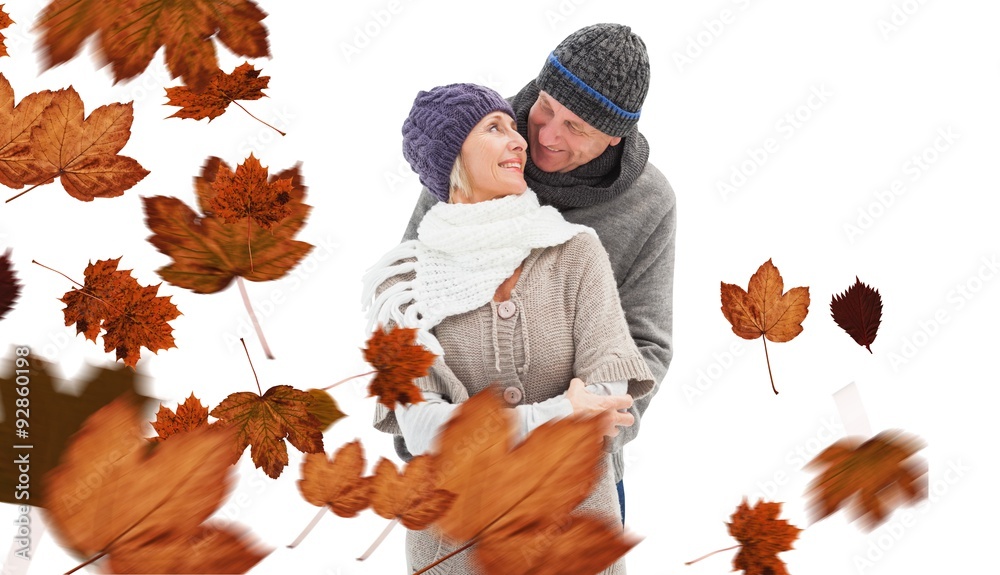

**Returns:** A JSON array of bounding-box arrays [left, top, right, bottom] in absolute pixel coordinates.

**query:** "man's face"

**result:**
[[526, 90, 622, 173]]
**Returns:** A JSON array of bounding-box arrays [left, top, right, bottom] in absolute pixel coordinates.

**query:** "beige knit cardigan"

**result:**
[[373, 232, 655, 574]]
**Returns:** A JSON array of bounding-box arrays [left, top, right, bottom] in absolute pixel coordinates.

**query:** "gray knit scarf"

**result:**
[[508, 80, 651, 209]]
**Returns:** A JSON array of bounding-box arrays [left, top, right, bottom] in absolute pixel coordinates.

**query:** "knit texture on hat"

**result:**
[[401, 83, 515, 202], [537, 23, 650, 137], [508, 79, 650, 209]]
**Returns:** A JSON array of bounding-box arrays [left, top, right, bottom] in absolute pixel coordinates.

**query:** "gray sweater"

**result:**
[[400, 82, 676, 482]]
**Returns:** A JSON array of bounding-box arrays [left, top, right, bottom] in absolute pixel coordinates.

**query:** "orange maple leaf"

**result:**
[[143, 156, 313, 293], [5, 85, 148, 202], [720, 259, 810, 394], [298, 440, 372, 518], [0, 74, 61, 189], [44, 396, 270, 573], [727, 498, 801, 575], [36, 0, 269, 92], [371, 455, 456, 530], [805, 430, 927, 530], [363, 326, 435, 409], [476, 513, 638, 575], [421, 387, 637, 575], [165, 61, 271, 122], [60, 257, 181, 368], [210, 384, 325, 479], [149, 393, 210, 442], [0, 6, 12, 58], [209, 153, 292, 229]]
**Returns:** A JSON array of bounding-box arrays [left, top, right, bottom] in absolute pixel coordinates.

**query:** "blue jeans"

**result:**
[[616, 480, 625, 524]]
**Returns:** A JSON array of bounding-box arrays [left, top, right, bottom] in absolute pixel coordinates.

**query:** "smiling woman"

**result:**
[[449, 111, 527, 204], [362, 83, 653, 574]]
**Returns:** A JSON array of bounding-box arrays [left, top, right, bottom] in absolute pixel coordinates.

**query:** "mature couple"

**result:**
[[363, 23, 676, 574]]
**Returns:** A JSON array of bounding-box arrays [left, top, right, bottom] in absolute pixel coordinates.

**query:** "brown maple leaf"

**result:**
[[298, 440, 372, 518], [363, 326, 435, 409], [165, 62, 274, 125], [0, 5, 11, 58], [150, 393, 210, 442], [209, 153, 292, 229], [143, 156, 313, 293], [44, 396, 270, 572], [210, 384, 325, 479], [371, 455, 456, 530], [476, 513, 639, 575], [0, 358, 153, 506], [721, 259, 810, 394], [6, 86, 148, 202], [727, 498, 801, 575], [37, 0, 270, 92], [0, 74, 61, 189], [423, 387, 635, 574], [60, 257, 181, 368], [0, 249, 21, 321], [831, 277, 883, 353], [805, 430, 927, 530]]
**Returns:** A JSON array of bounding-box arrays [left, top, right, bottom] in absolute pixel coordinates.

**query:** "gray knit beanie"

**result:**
[[537, 23, 650, 138], [401, 83, 515, 202]]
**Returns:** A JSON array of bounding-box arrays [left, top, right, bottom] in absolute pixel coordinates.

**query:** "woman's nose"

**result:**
[[509, 132, 527, 150]]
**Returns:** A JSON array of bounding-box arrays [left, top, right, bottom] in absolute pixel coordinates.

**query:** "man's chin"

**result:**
[[530, 150, 565, 173]]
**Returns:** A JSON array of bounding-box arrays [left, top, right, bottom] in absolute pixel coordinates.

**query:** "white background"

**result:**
[[1, 0, 997, 573]]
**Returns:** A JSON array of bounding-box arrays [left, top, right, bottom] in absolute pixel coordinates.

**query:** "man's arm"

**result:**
[[607, 194, 676, 455], [401, 188, 437, 241]]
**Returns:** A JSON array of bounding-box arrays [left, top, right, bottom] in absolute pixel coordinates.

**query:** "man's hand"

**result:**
[[565, 377, 634, 438]]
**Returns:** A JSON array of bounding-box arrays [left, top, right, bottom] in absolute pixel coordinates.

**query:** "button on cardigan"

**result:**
[[373, 232, 653, 574]]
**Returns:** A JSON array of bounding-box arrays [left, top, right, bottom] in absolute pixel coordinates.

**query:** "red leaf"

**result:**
[[830, 277, 882, 352]]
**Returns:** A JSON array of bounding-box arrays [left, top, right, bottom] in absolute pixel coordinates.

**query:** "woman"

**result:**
[[364, 83, 653, 574]]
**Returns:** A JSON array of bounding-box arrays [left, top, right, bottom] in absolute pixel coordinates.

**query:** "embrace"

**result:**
[[364, 23, 676, 574]]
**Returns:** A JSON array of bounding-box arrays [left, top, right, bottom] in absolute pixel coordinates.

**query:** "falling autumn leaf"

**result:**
[[721, 259, 810, 394], [143, 156, 313, 294], [0, 74, 61, 189], [149, 393, 210, 442], [0, 5, 11, 57], [831, 277, 883, 353], [210, 384, 325, 479], [476, 513, 639, 575], [0, 357, 152, 506], [210, 153, 292, 229], [44, 396, 270, 572], [110, 524, 268, 574], [364, 326, 435, 409], [420, 387, 635, 574], [36, 0, 270, 92], [805, 430, 927, 530], [726, 498, 801, 575], [165, 62, 281, 134], [298, 440, 372, 518], [60, 257, 181, 368], [306, 388, 346, 432], [371, 455, 456, 530], [0, 249, 21, 320], [5, 85, 149, 202]]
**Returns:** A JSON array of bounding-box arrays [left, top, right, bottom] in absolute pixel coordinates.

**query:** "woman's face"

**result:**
[[454, 112, 528, 204]]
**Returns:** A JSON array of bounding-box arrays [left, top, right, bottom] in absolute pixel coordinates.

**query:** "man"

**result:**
[[400, 23, 675, 522]]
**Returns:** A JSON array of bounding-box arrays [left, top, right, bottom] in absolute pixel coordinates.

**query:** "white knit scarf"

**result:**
[[361, 189, 596, 355]]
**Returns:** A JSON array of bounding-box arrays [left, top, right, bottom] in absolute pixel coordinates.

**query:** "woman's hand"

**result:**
[[565, 378, 635, 438]]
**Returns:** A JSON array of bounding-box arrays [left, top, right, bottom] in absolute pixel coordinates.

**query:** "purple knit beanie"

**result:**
[[402, 83, 515, 202]]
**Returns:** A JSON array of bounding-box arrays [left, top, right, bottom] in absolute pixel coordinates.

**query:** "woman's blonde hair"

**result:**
[[448, 154, 473, 203]]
